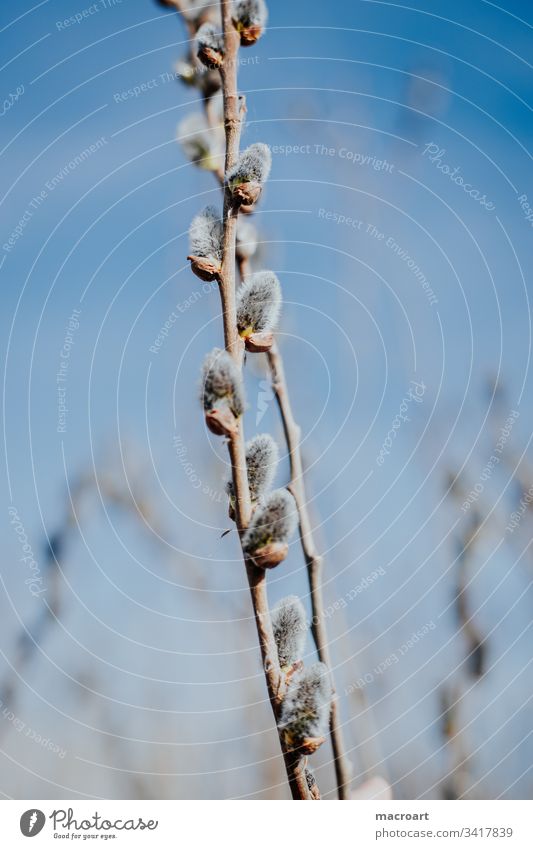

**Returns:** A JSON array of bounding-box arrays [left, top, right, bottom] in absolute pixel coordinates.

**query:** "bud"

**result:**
[[232, 0, 268, 46], [271, 595, 307, 668], [252, 541, 289, 568], [175, 59, 197, 87], [243, 333, 273, 353], [242, 488, 297, 567], [188, 206, 223, 281], [185, 0, 216, 23], [226, 143, 271, 207], [226, 434, 278, 511], [278, 662, 332, 753], [236, 270, 281, 352], [201, 348, 245, 437], [175, 59, 221, 97], [236, 218, 258, 261], [196, 22, 225, 69], [177, 112, 224, 172]]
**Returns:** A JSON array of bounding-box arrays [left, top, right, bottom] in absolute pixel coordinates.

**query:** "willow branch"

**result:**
[[266, 342, 352, 799], [163, 0, 314, 799], [214, 0, 310, 799], [235, 198, 350, 798]]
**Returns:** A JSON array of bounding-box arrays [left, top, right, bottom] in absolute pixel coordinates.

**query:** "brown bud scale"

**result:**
[[250, 541, 289, 569], [296, 736, 326, 756], [205, 407, 238, 437], [233, 21, 263, 46], [244, 331, 274, 353], [188, 255, 221, 282], [197, 46, 224, 70], [231, 181, 262, 207]]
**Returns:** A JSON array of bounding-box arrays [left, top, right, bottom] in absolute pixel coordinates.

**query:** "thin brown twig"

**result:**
[[240, 241, 353, 796], [235, 206, 352, 800], [231, 121, 351, 799], [235, 266, 352, 798], [266, 342, 352, 798]]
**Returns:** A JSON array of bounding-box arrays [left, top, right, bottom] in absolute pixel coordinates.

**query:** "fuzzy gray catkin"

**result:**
[[232, 0, 267, 27], [178, 112, 224, 171], [271, 595, 307, 668], [232, 0, 268, 44], [226, 143, 272, 188], [196, 22, 224, 67], [226, 433, 278, 502], [201, 348, 245, 417], [278, 662, 332, 745], [189, 206, 223, 263], [196, 22, 224, 53], [242, 488, 297, 553], [236, 271, 281, 335], [175, 58, 221, 96]]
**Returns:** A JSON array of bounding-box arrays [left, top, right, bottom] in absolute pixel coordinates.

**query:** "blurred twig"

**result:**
[[1, 452, 194, 736], [440, 479, 486, 798]]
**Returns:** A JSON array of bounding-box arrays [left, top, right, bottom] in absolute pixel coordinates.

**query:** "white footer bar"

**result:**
[[1, 799, 531, 848]]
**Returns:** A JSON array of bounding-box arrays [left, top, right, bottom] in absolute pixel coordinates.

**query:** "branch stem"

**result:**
[[167, 0, 315, 799], [215, 0, 310, 799], [267, 342, 352, 799]]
